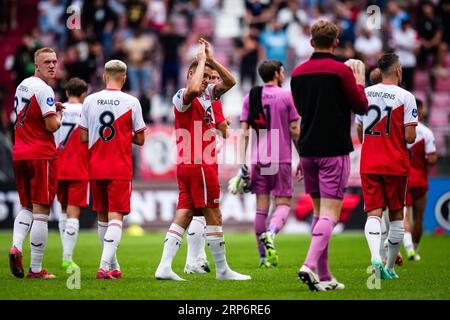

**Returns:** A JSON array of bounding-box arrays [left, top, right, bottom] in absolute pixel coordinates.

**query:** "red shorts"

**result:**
[[57, 180, 89, 207], [361, 174, 408, 212], [13, 159, 57, 207], [90, 179, 132, 214], [177, 166, 220, 209], [406, 186, 428, 206]]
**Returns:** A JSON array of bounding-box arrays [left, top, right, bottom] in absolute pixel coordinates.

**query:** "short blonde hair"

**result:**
[[311, 20, 339, 49], [34, 47, 56, 63], [104, 60, 127, 80]]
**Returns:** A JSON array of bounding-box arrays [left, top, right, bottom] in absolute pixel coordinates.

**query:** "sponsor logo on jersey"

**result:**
[[47, 97, 55, 106], [176, 89, 183, 99], [412, 108, 418, 118]]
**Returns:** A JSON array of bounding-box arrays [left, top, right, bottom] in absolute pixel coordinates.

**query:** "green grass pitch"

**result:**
[[1, 231, 449, 300]]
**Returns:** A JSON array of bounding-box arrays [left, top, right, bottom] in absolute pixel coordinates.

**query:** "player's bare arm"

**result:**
[[405, 125, 417, 144], [200, 38, 236, 99], [290, 119, 300, 152], [356, 123, 363, 144], [132, 131, 145, 146], [44, 110, 62, 132], [426, 153, 438, 165], [239, 122, 250, 164], [79, 127, 88, 144], [183, 43, 207, 106]]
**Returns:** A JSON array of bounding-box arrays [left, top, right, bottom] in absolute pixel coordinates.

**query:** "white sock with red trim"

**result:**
[[30, 214, 49, 273], [155, 223, 185, 280], [63, 218, 79, 262], [206, 225, 251, 280], [380, 214, 389, 262], [365, 216, 382, 264], [98, 220, 120, 270], [186, 216, 206, 266], [99, 220, 122, 271], [12, 207, 33, 252]]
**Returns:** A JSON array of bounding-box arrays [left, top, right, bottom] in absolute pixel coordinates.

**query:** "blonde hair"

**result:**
[[104, 60, 127, 80], [34, 47, 56, 63], [311, 20, 339, 49]]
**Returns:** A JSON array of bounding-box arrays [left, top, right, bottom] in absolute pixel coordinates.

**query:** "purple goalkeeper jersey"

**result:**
[[240, 85, 300, 164]]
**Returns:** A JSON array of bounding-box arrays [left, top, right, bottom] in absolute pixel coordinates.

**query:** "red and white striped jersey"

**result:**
[[173, 84, 218, 167], [80, 89, 146, 180], [408, 122, 436, 188], [12, 76, 57, 160], [358, 83, 418, 176], [54, 102, 89, 180]]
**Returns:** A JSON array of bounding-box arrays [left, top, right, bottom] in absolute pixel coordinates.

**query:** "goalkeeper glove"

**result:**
[[228, 165, 251, 194]]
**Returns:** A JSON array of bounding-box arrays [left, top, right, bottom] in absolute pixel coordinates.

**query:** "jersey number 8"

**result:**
[[99, 111, 116, 142]]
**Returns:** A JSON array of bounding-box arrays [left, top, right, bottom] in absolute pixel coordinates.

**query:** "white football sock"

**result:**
[[380, 214, 388, 262], [63, 218, 79, 262], [386, 220, 404, 271], [99, 220, 123, 271], [155, 223, 185, 280], [30, 214, 49, 273], [364, 216, 382, 264], [403, 231, 414, 253], [58, 213, 67, 244], [206, 226, 229, 274], [98, 220, 120, 270], [186, 216, 206, 265], [12, 207, 33, 252]]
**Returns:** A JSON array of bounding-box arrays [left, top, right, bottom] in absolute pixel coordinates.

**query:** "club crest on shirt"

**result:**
[[204, 106, 214, 129], [46, 97, 55, 106]]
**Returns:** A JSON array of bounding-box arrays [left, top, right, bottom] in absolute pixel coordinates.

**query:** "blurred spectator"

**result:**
[[244, 0, 273, 32], [386, 0, 409, 31], [158, 20, 186, 99], [0, 0, 18, 32], [235, 28, 259, 89], [125, 28, 155, 96], [439, 0, 450, 49], [0, 86, 6, 133], [289, 23, 314, 66], [38, 0, 66, 48], [82, 0, 117, 57], [336, 2, 356, 48], [355, 27, 382, 68], [391, 18, 420, 91], [125, 0, 148, 30], [146, 0, 167, 31], [259, 19, 289, 67], [416, 1, 448, 77], [11, 31, 39, 86]]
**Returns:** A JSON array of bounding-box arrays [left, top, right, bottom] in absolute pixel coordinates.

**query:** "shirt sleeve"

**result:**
[[240, 94, 250, 122], [286, 91, 300, 122], [355, 114, 363, 125], [132, 98, 147, 133], [213, 101, 225, 124], [79, 96, 89, 130], [404, 92, 418, 126], [173, 88, 191, 112], [425, 127, 436, 154], [36, 84, 56, 117], [206, 84, 218, 101]]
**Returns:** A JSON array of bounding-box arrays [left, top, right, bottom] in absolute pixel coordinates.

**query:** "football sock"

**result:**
[[380, 214, 388, 261], [311, 214, 320, 233], [364, 216, 382, 264], [63, 218, 79, 262], [386, 220, 404, 270], [403, 231, 414, 254], [254, 209, 268, 258], [304, 216, 336, 271], [12, 207, 33, 252], [98, 220, 120, 270], [186, 216, 206, 265], [99, 220, 122, 271], [30, 214, 49, 273], [206, 226, 229, 274], [58, 212, 67, 244], [158, 223, 184, 269], [267, 205, 290, 235]]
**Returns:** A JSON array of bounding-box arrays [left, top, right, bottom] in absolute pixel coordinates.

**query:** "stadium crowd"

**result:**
[[1, 0, 449, 181]]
